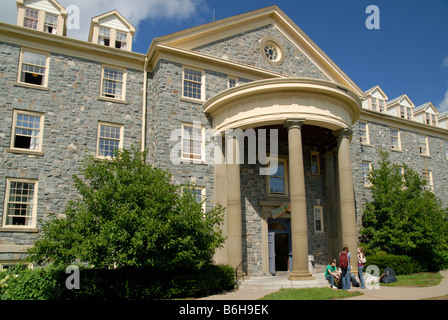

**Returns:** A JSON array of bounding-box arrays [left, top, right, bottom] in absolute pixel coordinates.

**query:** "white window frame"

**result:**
[[314, 206, 324, 233], [98, 26, 111, 46], [17, 48, 50, 88], [23, 7, 39, 30], [267, 157, 289, 196], [390, 127, 401, 151], [362, 161, 372, 187], [181, 123, 205, 162], [418, 135, 430, 156], [358, 121, 370, 144], [3, 178, 38, 229], [422, 170, 433, 191], [310, 151, 320, 175], [115, 31, 127, 50], [96, 122, 124, 159], [44, 12, 58, 34], [9, 109, 45, 155], [100, 65, 126, 101], [182, 67, 205, 101]]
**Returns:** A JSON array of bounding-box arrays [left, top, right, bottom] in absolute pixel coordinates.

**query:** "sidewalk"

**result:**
[[198, 270, 448, 300]]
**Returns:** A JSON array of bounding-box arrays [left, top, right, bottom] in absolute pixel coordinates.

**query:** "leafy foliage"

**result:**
[[27, 146, 225, 271], [360, 150, 448, 271]]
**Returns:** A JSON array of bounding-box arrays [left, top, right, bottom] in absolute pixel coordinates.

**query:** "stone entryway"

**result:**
[[268, 219, 292, 275]]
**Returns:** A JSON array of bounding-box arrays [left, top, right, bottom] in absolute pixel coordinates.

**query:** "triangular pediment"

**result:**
[[387, 94, 414, 108], [147, 6, 364, 97], [415, 102, 439, 115], [365, 85, 388, 101], [18, 0, 67, 15]]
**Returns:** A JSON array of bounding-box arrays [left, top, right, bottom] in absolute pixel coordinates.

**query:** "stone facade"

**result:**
[[0, 5, 447, 276]]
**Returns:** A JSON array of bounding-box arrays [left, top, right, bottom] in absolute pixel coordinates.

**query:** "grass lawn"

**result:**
[[259, 287, 364, 300], [381, 272, 442, 288]]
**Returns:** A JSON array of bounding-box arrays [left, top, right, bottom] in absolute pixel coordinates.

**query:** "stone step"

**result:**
[[238, 272, 328, 290]]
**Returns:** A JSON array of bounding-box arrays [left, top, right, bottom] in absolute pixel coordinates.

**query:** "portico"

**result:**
[[204, 78, 361, 279]]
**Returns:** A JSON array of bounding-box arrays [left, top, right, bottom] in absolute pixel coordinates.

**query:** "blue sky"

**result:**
[[1, 0, 448, 112]]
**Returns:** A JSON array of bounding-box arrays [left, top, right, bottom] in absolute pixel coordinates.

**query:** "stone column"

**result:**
[[335, 128, 358, 274], [325, 152, 338, 261], [284, 119, 314, 280], [226, 136, 243, 269]]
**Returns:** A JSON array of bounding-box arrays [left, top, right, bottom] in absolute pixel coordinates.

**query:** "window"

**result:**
[[268, 158, 288, 196], [183, 67, 204, 100], [3, 179, 38, 228], [418, 135, 429, 156], [362, 161, 372, 187], [97, 122, 123, 158], [24, 8, 38, 30], [101, 66, 125, 100], [310, 151, 320, 174], [10, 110, 44, 153], [44, 13, 58, 34], [98, 27, 111, 46], [18, 50, 49, 87], [264, 43, 280, 62], [228, 76, 238, 89], [181, 123, 204, 161], [358, 121, 369, 144], [371, 98, 377, 111], [422, 170, 433, 191], [115, 31, 127, 50], [390, 128, 401, 150], [314, 206, 324, 233]]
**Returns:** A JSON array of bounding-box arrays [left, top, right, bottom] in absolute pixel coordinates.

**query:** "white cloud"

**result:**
[[0, 0, 206, 41], [439, 88, 448, 112], [443, 57, 448, 68]]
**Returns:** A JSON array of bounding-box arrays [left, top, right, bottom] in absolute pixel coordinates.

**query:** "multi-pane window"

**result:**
[[19, 50, 48, 86], [314, 206, 323, 233], [3, 179, 38, 227], [11, 111, 44, 152], [228, 76, 238, 89], [311, 151, 320, 174], [362, 161, 372, 187], [101, 67, 125, 100], [115, 31, 127, 50], [97, 122, 123, 158], [98, 27, 111, 46], [183, 68, 203, 100], [422, 170, 433, 191], [268, 159, 287, 195], [418, 135, 429, 156], [182, 124, 203, 160], [358, 121, 369, 144], [24, 8, 39, 30], [390, 128, 401, 150], [44, 13, 58, 34]]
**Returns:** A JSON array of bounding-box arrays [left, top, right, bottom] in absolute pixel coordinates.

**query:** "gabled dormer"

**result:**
[[363, 85, 388, 112], [88, 10, 135, 51], [16, 0, 67, 36], [414, 102, 439, 126], [386, 94, 414, 120], [438, 111, 448, 129]]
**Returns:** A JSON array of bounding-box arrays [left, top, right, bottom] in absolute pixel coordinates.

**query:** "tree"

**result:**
[[28, 146, 225, 271], [360, 150, 448, 271]]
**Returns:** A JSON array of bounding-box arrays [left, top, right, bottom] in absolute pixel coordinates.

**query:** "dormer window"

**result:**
[[24, 8, 38, 29], [98, 27, 111, 46], [88, 10, 135, 52], [115, 31, 127, 50], [44, 13, 58, 34]]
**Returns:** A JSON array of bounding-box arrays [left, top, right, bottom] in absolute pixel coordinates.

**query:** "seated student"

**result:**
[[325, 259, 340, 289]]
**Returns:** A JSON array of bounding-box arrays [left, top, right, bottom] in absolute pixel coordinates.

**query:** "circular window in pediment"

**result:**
[[260, 38, 284, 65]]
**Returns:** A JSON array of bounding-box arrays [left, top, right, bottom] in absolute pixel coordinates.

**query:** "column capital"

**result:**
[[334, 127, 353, 145], [284, 118, 306, 130]]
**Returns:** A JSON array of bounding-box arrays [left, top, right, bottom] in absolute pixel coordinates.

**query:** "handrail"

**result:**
[[235, 260, 246, 283]]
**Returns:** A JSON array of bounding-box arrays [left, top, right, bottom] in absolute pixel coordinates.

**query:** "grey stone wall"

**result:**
[[0, 41, 144, 261], [194, 24, 330, 80]]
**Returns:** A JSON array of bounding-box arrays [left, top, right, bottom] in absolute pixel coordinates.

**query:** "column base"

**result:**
[[288, 270, 314, 281]]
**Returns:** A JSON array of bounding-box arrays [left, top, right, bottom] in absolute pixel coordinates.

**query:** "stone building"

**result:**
[[0, 2, 447, 278]]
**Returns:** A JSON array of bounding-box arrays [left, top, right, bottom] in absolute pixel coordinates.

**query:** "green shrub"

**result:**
[[1, 264, 235, 300], [364, 253, 422, 275]]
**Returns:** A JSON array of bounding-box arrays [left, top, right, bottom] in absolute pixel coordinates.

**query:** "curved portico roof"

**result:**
[[203, 78, 362, 133]]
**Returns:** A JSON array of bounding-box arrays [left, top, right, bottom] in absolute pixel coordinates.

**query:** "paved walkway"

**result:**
[[198, 270, 448, 300]]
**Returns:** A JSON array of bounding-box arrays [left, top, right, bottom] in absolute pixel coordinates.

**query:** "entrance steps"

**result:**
[[238, 271, 328, 290]]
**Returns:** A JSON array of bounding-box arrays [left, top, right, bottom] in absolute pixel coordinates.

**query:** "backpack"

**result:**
[[339, 251, 348, 268], [380, 267, 398, 284]]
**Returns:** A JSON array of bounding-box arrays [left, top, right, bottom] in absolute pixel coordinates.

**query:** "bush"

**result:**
[[1, 264, 235, 300], [364, 253, 422, 275]]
